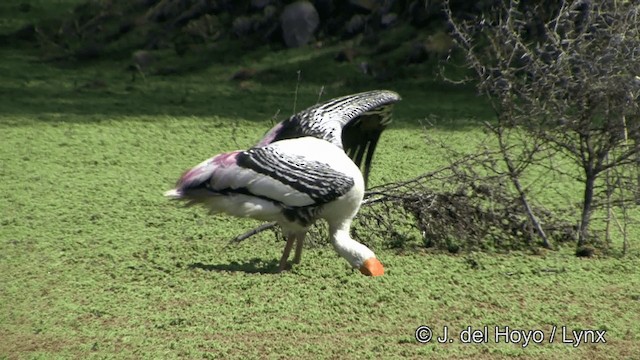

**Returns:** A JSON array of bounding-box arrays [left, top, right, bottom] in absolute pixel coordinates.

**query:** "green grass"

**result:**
[[2, 4, 640, 359]]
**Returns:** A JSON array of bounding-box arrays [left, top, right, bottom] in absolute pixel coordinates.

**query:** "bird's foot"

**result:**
[[277, 262, 292, 273]]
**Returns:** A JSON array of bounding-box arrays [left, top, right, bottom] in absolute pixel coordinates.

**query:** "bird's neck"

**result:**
[[330, 222, 375, 269]]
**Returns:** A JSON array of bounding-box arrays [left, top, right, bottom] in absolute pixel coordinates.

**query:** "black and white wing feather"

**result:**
[[256, 90, 401, 187], [166, 140, 355, 220], [235, 146, 354, 205], [340, 103, 394, 187]]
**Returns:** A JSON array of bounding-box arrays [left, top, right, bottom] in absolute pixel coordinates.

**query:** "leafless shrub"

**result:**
[[351, 138, 575, 252], [445, 0, 640, 251]]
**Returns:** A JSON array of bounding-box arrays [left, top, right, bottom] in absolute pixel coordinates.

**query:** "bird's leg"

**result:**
[[278, 234, 296, 272], [293, 233, 305, 264]]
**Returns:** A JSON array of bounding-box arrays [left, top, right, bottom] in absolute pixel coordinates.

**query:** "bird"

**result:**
[[165, 90, 401, 276]]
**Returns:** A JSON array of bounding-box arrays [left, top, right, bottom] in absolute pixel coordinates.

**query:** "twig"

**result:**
[[484, 121, 551, 248], [316, 85, 325, 104], [232, 222, 277, 243], [270, 109, 280, 127], [292, 70, 301, 114]]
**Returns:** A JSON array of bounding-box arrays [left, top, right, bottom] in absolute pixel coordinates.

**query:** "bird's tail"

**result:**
[[164, 150, 241, 204], [164, 189, 183, 199]]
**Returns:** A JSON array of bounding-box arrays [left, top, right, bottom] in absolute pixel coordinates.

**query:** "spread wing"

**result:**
[[340, 103, 394, 187], [256, 90, 401, 187]]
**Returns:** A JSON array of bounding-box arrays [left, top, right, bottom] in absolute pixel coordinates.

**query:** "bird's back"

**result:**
[[165, 137, 364, 228]]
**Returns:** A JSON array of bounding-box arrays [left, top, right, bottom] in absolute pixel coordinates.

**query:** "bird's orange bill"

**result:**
[[359, 258, 384, 276]]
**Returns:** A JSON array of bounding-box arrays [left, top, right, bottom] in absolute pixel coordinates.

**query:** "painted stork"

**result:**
[[165, 90, 401, 276]]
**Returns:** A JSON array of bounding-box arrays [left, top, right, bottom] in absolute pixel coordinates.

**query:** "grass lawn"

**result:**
[[1, 3, 640, 359]]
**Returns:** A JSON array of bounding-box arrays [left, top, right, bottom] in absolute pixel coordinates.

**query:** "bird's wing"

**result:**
[[167, 145, 355, 208], [340, 103, 395, 188], [256, 90, 401, 187]]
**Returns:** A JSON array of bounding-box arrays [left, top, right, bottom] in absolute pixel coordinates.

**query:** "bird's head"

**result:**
[[332, 230, 384, 276]]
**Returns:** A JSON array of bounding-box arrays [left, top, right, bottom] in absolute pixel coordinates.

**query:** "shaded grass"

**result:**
[[2, 4, 640, 359], [0, 47, 489, 129], [0, 1, 80, 34]]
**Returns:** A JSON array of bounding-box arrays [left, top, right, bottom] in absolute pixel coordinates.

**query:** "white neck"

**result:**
[[330, 222, 376, 269]]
